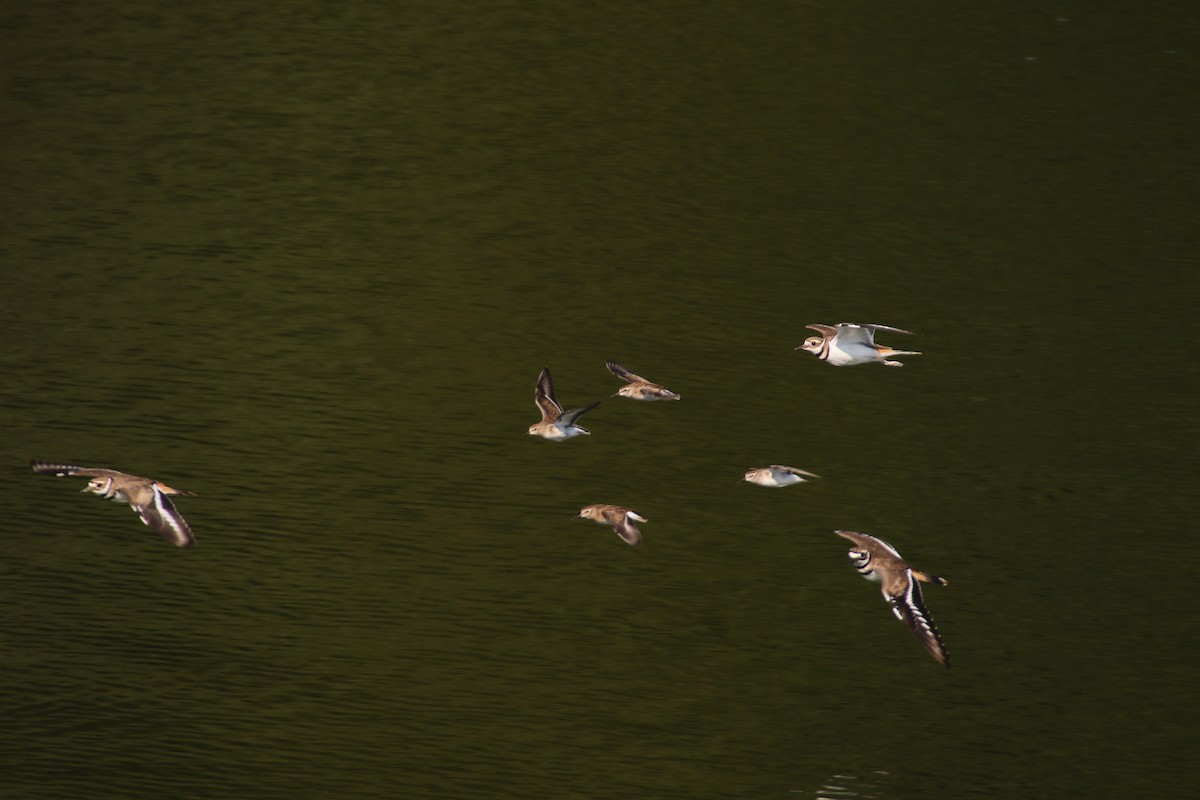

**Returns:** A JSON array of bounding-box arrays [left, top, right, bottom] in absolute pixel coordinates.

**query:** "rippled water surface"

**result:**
[[2, 2, 1195, 798]]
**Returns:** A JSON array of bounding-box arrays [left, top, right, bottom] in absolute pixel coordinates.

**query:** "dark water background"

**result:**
[[2, 2, 1196, 798]]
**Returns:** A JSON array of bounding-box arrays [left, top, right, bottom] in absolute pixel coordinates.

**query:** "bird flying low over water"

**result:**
[[796, 323, 921, 367], [743, 465, 820, 487], [576, 504, 647, 546], [31, 460, 198, 547], [528, 367, 601, 440], [605, 360, 681, 401], [836, 530, 950, 668]]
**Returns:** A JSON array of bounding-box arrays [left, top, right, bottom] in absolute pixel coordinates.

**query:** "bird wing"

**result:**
[[835, 323, 915, 347], [534, 367, 564, 420], [830, 324, 876, 347], [605, 510, 642, 546], [558, 400, 601, 426], [836, 530, 903, 560], [804, 324, 838, 339], [770, 465, 820, 479], [31, 460, 122, 479], [614, 523, 642, 546], [606, 360, 647, 384], [885, 570, 950, 668], [137, 485, 196, 547], [863, 323, 915, 336]]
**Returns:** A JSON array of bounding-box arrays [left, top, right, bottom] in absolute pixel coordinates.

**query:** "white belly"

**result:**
[[549, 424, 585, 440], [826, 340, 878, 366]]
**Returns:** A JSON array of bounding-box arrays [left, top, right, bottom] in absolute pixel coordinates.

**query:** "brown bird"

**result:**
[[528, 367, 601, 440], [605, 360, 680, 401], [32, 460, 198, 547], [576, 504, 647, 546], [836, 530, 950, 668]]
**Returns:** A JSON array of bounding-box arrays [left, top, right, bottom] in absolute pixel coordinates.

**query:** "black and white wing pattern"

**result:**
[[138, 485, 196, 548], [885, 570, 950, 668], [534, 367, 564, 421]]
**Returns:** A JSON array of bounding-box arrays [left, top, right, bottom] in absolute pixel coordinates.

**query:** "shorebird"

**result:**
[[836, 530, 950, 668], [31, 460, 198, 547], [795, 323, 920, 367], [605, 360, 680, 401], [743, 465, 821, 487], [576, 504, 646, 546], [528, 367, 601, 440]]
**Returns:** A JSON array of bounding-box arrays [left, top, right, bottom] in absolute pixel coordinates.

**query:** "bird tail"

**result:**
[[912, 570, 947, 587], [155, 482, 197, 497]]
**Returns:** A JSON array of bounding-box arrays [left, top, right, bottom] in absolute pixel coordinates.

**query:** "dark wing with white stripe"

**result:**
[[603, 508, 642, 546], [886, 571, 950, 668], [31, 460, 120, 478], [534, 367, 564, 420], [606, 360, 646, 384], [138, 485, 196, 547]]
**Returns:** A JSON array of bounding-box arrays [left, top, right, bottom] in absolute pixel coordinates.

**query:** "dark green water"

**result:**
[[2, 2, 1196, 798]]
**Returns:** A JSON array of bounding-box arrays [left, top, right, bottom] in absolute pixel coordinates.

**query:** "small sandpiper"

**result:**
[[576, 504, 647, 546], [528, 367, 601, 440], [836, 530, 950, 668], [795, 323, 921, 367], [32, 460, 198, 547], [743, 465, 821, 487], [606, 360, 680, 401]]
